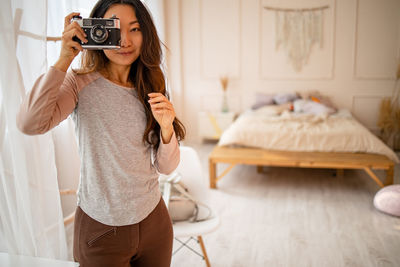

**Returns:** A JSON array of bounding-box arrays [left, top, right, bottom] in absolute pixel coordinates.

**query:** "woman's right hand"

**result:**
[[54, 12, 88, 72]]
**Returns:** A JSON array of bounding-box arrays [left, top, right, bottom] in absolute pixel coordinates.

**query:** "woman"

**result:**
[[17, 0, 185, 266]]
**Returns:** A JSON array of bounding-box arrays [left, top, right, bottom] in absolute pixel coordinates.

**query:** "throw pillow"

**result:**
[[373, 185, 400, 217]]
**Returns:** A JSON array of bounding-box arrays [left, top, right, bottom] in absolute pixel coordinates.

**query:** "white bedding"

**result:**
[[218, 109, 399, 163]]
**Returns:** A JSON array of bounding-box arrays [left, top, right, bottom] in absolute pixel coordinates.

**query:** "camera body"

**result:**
[[71, 15, 121, 50]]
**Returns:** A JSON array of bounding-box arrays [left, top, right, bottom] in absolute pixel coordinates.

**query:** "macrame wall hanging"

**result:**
[[264, 5, 329, 72]]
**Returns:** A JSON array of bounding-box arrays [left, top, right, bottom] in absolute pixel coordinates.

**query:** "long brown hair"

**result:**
[[75, 0, 185, 149]]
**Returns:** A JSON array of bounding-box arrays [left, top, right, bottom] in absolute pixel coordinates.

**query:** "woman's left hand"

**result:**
[[148, 92, 175, 135]]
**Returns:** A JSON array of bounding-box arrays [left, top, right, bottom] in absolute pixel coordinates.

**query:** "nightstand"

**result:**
[[198, 111, 235, 140]]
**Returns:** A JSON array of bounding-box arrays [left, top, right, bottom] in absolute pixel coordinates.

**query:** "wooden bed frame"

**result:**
[[208, 146, 395, 189]]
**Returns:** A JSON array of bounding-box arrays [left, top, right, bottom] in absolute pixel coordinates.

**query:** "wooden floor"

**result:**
[[171, 142, 400, 267], [0, 253, 78, 267]]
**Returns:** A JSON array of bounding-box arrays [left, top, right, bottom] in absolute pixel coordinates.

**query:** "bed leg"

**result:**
[[209, 159, 217, 189], [385, 166, 394, 186], [257, 165, 263, 173]]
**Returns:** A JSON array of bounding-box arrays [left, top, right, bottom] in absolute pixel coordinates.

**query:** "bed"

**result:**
[[208, 107, 399, 189]]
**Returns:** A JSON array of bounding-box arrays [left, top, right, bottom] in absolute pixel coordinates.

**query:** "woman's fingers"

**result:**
[[149, 98, 174, 111], [64, 12, 80, 29], [68, 27, 88, 44], [150, 102, 173, 111], [64, 22, 87, 42], [57, 12, 86, 63], [63, 13, 87, 45], [66, 40, 83, 52], [71, 21, 87, 41], [148, 92, 164, 98], [148, 96, 166, 104], [62, 37, 82, 52], [148, 94, 170, 105], [147, 93, 176, 124]]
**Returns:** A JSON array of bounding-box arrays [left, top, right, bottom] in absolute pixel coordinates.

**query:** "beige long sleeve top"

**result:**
[[17, 67, 180, 226]]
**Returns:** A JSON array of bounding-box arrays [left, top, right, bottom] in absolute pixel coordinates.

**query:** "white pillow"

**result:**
[[273, 93, 299, 105], [255, 103, 292, 116], [251, 93, 275, 110], [293, 99, 336, 115]]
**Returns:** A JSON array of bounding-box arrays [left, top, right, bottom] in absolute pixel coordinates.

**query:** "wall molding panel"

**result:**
[[352, 0, 400, 80], [199, 0, 242, 80], [352, 95, 385, 131]]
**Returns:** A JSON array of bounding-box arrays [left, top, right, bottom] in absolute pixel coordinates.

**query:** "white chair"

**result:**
[[167, 146, 220, 267]]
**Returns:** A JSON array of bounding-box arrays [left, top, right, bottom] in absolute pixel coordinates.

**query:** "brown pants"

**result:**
[[73, 198, 173, 267]]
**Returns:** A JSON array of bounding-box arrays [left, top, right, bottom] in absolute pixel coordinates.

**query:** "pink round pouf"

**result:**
[[374, 185, 400, 217]]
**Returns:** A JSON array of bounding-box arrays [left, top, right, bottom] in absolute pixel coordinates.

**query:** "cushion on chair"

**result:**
[[373, 185, 400, 217]]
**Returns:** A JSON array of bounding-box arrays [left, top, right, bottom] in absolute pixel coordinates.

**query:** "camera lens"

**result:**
[[90, 24, 108, 44]]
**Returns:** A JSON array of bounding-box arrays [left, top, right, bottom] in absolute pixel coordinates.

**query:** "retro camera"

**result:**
[[71, 15, 121, 49]]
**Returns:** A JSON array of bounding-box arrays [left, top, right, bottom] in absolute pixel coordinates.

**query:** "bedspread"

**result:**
[[218, 109, 399, 163]]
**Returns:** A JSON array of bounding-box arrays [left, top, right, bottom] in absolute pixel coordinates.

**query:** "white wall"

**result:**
[[165, 0, 400, 142]]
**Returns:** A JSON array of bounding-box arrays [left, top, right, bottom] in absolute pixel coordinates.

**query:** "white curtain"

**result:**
[[0, 0, 68, 260]]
